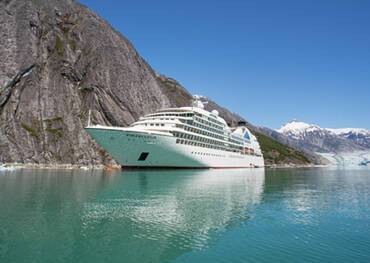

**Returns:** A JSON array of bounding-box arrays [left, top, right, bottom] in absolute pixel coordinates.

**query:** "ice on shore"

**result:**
[[0, 164, 17, 171]]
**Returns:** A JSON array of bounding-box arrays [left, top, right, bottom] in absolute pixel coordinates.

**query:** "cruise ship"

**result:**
[[85, 97, 264, 168]]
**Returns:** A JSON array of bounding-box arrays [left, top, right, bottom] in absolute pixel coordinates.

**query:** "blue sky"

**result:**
[[79, 0, 370, 129]]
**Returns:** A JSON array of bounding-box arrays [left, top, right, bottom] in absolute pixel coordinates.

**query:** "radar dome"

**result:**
[[211, 110, 219, 116]]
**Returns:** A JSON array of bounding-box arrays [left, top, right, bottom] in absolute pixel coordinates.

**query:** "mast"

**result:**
[[87, 110, 91, 126]]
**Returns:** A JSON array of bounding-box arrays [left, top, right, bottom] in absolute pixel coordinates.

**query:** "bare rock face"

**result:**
[[0, 0, 171, 164]]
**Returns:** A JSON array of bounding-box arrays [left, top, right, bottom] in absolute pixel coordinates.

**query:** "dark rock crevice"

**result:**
[[0, 64, 35, 108]]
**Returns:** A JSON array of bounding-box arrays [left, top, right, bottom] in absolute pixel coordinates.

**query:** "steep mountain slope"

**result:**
[[277, 120, 368, 153], [0, 0, 314, 166], [0, 0, 172, 164]]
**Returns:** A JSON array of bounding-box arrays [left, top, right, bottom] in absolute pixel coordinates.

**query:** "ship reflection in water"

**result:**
[[80, 168, 265, 261]]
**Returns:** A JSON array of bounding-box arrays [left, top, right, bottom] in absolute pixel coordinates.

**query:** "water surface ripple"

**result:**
[[0, 168, 369, 262]]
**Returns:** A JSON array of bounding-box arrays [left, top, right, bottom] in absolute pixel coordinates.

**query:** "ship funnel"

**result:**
[[237, 121, 247, 126]]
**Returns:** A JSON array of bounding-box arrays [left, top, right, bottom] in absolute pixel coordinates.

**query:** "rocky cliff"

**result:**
[[0, 0, 173, 164], [0, 0, 315, 166]]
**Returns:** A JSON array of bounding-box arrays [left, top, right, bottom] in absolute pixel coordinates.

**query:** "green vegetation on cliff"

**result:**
[[254, 132, 310, 165]]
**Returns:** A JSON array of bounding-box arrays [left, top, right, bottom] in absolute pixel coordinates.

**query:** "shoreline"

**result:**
[[265, 164, 329, 169], [1, 163, 329, 170], [0, 163, 121, 170]]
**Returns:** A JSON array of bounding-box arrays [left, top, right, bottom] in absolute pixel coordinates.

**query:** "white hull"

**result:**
[[86, 127, 264, 168]]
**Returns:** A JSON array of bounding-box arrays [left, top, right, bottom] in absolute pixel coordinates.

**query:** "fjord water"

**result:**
[[0, 168, 369, 263]]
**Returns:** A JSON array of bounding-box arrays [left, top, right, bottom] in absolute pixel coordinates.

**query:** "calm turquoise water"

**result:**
[[0, 168, 370, 263]]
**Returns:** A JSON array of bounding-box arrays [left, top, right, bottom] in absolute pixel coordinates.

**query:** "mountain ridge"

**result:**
[[276, 120, 370, 153]]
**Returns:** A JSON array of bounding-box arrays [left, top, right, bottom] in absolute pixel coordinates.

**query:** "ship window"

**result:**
[[138, 152, 149, 161]]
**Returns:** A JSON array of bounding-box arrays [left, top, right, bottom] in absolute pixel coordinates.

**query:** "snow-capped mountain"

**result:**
[[276, 120, 370, 153], [327, 128, 370, 148], [277, 121, 328, 140]]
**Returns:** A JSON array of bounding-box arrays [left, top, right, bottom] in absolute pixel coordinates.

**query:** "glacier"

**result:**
[[317, 151, 370, 167]]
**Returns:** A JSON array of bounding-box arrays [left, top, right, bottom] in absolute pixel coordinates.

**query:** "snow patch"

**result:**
[[327, 128, 370, 136]]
